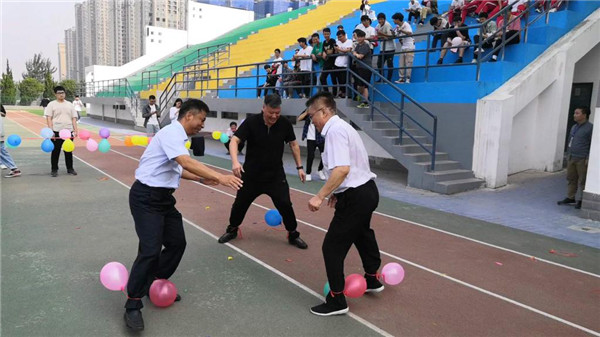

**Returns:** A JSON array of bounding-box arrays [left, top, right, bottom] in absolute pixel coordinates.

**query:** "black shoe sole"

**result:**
[[124, 313, 144, 331]]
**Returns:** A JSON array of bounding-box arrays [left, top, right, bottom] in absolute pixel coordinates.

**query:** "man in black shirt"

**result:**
[[437, 16, 471, 64], [319, 28, 338, 96], [218, 94, 308, 249]]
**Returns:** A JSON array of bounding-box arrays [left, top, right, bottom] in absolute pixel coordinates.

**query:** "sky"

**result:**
[[1, 0, 82, 81]]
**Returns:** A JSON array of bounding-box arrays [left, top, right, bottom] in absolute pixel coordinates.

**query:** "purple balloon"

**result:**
[[99, 128, 110, 139]]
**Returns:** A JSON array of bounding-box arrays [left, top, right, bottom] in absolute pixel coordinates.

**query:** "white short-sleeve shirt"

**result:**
[[321, 115, 376, 193], [334, 39, 353, 67], [135, 120, 189, 189], [297, 46, 313, 71]]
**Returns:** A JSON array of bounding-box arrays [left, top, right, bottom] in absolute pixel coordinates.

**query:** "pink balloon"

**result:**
[[149, 279, 178, 308], [86, 139, 98, 152], [79, 129, 91, 140], [100, 262, 129, 291], [59, 129, 72, 140], [381, 262, 405, 285], [344, 273, 367, 298]]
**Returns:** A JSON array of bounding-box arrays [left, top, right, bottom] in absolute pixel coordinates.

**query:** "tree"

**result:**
[[1, 60, 17, 104], [18, 77, 44, 106], [22, 53, 56, 82], [58, 79, 78, 102], [43, 71, 56, 99]]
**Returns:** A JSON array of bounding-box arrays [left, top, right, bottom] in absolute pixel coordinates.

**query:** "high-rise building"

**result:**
[[65, 28, 78, 81], [57, 43, 67, 81]]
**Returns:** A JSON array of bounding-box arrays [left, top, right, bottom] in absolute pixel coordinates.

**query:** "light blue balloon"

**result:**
[[40, 127, 54, 139], [41, 139, 54, 153], [98, 139, 111, 153], [323, 282, 330, 297], [220, 133, 230, 144]]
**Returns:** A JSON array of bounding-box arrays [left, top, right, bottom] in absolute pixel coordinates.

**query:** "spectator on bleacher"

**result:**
[[273, 49, 285, 96], [353, 30, 373, 108], [283, 63, 304, 98], [143, 95, 161, 136], [355, 15, 377, 50], [337, 25, 344, 32], [489, 0, 518, 19], [472, 12, 497, 62], [293, 37, 314, 98], [447, 0, 465, 24], [320, 28, 338, 96], [461, 0, 482, 23], [334, 30, 353, 98], [311, 33, 324, 92], [475, 0, 500, 15], [535, 0, 563, 13], [405, 0, 422, 24], [169, 98, 183, 122], [360, 0, 377, 21], [490, 9, 521, 61], [392, 13, 415, 84], [430, 16, 450, 49], [297, 109, 325, 181], [375, 13, 396, 82], [512, 0, 528, 15], [437, 16, 471, 64], [419, 0, 435, 25], [257, 64, 278, 97]]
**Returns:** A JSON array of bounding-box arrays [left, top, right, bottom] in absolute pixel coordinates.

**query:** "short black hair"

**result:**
[[297, 37, 307, 44], [75, 95, 80, 98], [323, 27, 330, 33], [360, 15, 371, 22], [377, 13, 386, 20], [478, 12, 488, 18], [429, 17, 439, 26], [149, 95, 156, 100], [577, 106, 591, 118], [230, 121, 238, 127], [392, 12, 404, 22], [173, 98, 183, 106], [336, 30, 346, 36], [355, 29, 366, 38], [264, 64, 271, 70], [178, 99, 209, 121], [54, 86, 65, 93], [274, 48, 281, 53], [311, 33, 320, 39], [337, 25, 344, 29], [306, 91, 337, 113], [264, 94, 282, 108]]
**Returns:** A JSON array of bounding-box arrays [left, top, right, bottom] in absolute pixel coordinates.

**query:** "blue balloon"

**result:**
[[40, 127, 54, 139], [7, 134, 21, 147], [41, 139, 54, 153], [98, 139, 111, 153], [264, 209, 282, 227], [220, 133, 230, 144], [323, 282, 330, 297]]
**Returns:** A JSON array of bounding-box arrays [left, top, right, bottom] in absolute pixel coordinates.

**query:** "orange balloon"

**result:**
[[124, 136, 133, 147]]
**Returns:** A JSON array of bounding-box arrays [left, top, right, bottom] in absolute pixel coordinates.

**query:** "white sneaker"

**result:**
[[0, 164, 7, 170], [305, 174, 312, 181], [318, 170, 326, 180], [405, 79, 410, 84], [549, 8, 557, 12]]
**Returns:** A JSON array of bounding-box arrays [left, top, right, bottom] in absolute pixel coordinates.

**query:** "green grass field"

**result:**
[[15, 107, 87, 117]]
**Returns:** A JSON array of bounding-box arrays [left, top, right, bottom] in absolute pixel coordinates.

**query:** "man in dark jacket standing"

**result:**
[[142, 95, 161, 136]]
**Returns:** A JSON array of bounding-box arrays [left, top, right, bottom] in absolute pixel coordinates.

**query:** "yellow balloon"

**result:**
[[62, 139, 75, 152], [131, 135, 141, 146], [185, 140, 191, 149], [139, 136, 149, 146], [212, 131, 222, 140]]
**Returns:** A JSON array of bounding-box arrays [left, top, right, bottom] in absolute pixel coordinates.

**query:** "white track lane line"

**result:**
[[11, 115, 600, 336]]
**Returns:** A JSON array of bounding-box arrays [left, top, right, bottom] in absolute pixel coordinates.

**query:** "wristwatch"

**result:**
[[296, 166, 304, 170]]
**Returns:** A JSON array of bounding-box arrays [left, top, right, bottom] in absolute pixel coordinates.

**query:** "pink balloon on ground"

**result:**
[[381, 262, 405, 285], [149, 279, 178, 307], [59, 129, 71, 140], [79, 129, 91, 140], [100, 262, 129, 291], [86, 139, 98, 152], [344, 273, 367, 298]]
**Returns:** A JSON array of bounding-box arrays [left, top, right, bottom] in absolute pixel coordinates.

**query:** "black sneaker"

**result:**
[[218, 227, 238, 243], [175, 294, 182, 302], [575, 201, 582, 209], [288, 231, 308, 249], [124, 309, 144, 331], [67, 169, 78, 176], [51, 170, 58, 177], [437, 59, 443, 65], [557, 197, 576, 205], [310, 292, 349, 316], [455, 57, 463, 64], [364, 274, 385, 293]]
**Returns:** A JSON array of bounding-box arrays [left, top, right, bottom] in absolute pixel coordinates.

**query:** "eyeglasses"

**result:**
[[56, 91, 65, 94], [310, 106, 327, 117]]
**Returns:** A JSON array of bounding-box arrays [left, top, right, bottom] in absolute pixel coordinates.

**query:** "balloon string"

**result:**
[[121, 287, 142, 300], [266, 225, 286, 232], [330, 290, 344, 297], [365, 272, 382, 281], [238, 227, 243, 239]]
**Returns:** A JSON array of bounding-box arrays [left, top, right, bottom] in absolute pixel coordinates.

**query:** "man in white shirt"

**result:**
[[305, 92, 384, 317], [375, 13, 396, 82], [72, 95, 84, 122], [142, 95, 161, 136], [392, 13, 415, 83], [273, 48, 285, 96], [334, 30, 353, 98], [124, 99, 242, 331], [44, 85, 78, 177], [405, 0, 422, 24], [293, 37, 313, 98], [355, 15, 377, 50]]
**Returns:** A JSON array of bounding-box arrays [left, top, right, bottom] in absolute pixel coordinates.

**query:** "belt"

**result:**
[[135, 180, 175, 194]]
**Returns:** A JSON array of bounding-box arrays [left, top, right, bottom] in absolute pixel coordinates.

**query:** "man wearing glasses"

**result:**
[[305, 91, 384, 316], [44, 86, 78, 177]]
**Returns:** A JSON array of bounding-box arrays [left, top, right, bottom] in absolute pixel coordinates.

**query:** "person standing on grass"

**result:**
[[305, 92, 384, 316], [44, 86, 78, 177], [0, 104, 21, 178], [124, 99, 243, 331]]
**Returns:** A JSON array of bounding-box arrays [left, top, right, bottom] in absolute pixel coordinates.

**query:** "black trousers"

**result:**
[[322, 180, 381, 292], [51, 131, 73, 171], [493, 30, 520, 57], [319, 66, 337, 96], [377, 50, 395, 81], [224, 140, 245, 153], [227, 174, 299, 235], [125, 180, 186, 310], [306, 140, 324, 175], [299, 71, 312, 96], [408, 10, 419, 22], [432, 32, 449, 49], [333, 66, 347, 95]]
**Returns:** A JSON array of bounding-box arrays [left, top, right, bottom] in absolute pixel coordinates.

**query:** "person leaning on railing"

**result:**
[[429, 16, 450, 49], [392, 12, 415, 84], [333, 30, 353, 98]]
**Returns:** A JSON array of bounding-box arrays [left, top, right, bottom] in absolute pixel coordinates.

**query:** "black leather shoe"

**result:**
[[124, 309, 144, 331], [51, 170, 57, 177], [67, 169, 78, 176], [218, 230, 237, 244], [575, 201, 582, 209], [289, 237, 308, 249], [557, 197, 576, 205], [175, 294, 181, 302]]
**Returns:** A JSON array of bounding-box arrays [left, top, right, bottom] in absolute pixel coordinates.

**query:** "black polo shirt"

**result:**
[[322, 38, 337, 69], [234, 112, 296, 182]]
